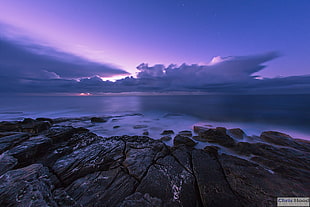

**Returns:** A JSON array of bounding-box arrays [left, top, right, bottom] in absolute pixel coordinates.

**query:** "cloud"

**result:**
[[1, 36, 309, 95]]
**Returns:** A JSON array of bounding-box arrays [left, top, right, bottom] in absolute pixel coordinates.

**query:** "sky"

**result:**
[[0, 0, 309, 94]]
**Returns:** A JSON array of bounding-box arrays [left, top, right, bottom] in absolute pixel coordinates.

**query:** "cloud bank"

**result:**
[[0, 32, 309, 95], [0, 28, 130, 93]]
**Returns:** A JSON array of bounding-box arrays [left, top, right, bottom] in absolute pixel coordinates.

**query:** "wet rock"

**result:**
[[203, 145, 220, 154], [113, 125, 120, 129], [160, 136, 171, 141], [122, 136, 168, 180], [0, 121, 21, 132], [52, 137, 125, 184], [53, 189, 80, 207], [44, 126, 89, 143], [191, 149, 243, 207], [136, 154, 201, 206], [66, 168, 138, 207], [143, 131, 149, 135], [7, 135, 52, 167], [36, 117, 54, 124], [21, 118, 52, 133], [260, 131, 310, 152], [0, 164, 57, 207], [119, 192, 163, 207], [0, 120, 309, 207], [218, 154, 309, 206], [0, 154, 18, 175], [173, 135, 197, 147], [133, 125, 148, 129], [228, 128, 246, 139], [160, 130, 174, 135], [197, 127, 235, 147], [178, 130, 192, 137], [193, 125, 210, 133], [0, 132, 30, 153], [91, 117, 108, 123]]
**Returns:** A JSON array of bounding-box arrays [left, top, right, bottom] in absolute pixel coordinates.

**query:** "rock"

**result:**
[[0, 131, 23, 138], [44, 126, 89, 143], [178, 130, 192, 137], [218, 154, 309, 206], [193, 125, 210, 133], [7, 135, 52, 167], [119, 192, 163, 207], [260, 131, 310, 152], [133, 125, 148, 129], [0, 164, 58, 207], [0, 154, 18, 175], [113, 125, 120, 129], [65, 168, 138, 207], [191, 149, 243, 207], [160, 130, 174, 135], [192, 135, 207, 142], [0, 120, 309, 206], [203, 145, 220, 154], [52, 137, 125, 184], [53, 189, 80, 207], [143, 131, 149, 135], [173, 135, 197, 147], [0, 133, 30, 153], [197, 127, 235, 147], [228, 128, 245, 139], [21, 118, 52, 133], [122, 136, 168, 180], [36, 117, 54, 124], [136, 154, 201, 206], [91, 117, 108, 123], [0, 121, 20, 132], [159, 136, 171, 141]]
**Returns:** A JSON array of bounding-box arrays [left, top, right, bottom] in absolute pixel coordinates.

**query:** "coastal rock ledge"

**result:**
[[0, 119, 309, 207]]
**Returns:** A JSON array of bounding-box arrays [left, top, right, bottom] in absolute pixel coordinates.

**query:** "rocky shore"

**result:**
[[0, 117, 309, 207]]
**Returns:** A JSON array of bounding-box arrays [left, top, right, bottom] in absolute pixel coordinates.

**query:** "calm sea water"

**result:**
[[0, 94, 309, 140]]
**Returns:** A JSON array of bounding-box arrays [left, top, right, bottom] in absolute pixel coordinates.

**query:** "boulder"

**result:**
[[228, 128, 246, 139], [159, 136, 171, 141], [193, 125, 210, 133], [160, 130, 174, 135], [133, 125, 148, 129], [178, 130, 192, 137], [260, 131, 310, 152], [196, 127, 235, 147], [91, 117, 108, 123], [173, 135, 197, 147]]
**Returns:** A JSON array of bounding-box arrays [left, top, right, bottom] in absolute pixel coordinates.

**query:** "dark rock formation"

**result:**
[[173, 135, 197, 147], [0, 119, 309, 207], [160, 130, 174, 135], [91, 117, 109, 123], [160, 136, 172, 141], [228, 128, 245, 139], [194, 127, 235, 147]]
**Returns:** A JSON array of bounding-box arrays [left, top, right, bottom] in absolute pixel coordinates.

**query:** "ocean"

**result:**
[[1, 94, 310, 141]]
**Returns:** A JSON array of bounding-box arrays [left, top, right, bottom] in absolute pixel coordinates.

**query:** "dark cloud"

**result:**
[[0, 34, 129, 81], [1, 38, 309, 95]]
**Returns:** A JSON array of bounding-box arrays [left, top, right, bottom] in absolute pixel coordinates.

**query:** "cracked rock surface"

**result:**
[[0, 118, 309, 207]]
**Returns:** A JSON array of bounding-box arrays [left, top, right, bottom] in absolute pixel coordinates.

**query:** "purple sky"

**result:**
[[1, 0, 309, 76], [0, 0, 309, 94]]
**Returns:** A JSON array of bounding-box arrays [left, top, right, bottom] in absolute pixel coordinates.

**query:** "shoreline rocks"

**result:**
[[0, 118, 309, 207]]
